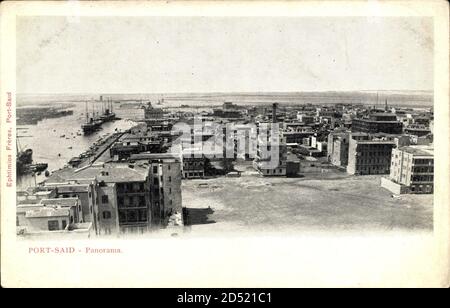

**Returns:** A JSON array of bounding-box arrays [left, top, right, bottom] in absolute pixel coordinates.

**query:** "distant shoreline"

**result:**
[[16, 91, 433, 108]]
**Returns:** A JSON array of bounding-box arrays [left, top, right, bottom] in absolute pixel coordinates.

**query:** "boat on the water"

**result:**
[[16, 148, 33, 175], [82, 96, 117, 135], [68, 156, 82, 168], [28, 163, 48, 173], [16, 139, 49, 175]]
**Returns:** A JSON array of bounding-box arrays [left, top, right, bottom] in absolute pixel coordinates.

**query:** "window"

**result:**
[[102, 195, 109, 204], [48, 220, 59, 231], [118, 196, 124, 207], [62, 220, 67, 230], [103, 211, 112, 219], [169, 188, 172, 194], [128, 210, 138, 222], [154, 178, 159, 185], [153, 166, 158, 173], [168, 176, 172, 182], [138, 209, 147, 222], [119, 210, 126, 223], [168, 165, 171, 170], [133, 196, 139, 206]]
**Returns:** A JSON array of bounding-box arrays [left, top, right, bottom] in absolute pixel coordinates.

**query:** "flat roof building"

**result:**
[[381, 145, 434, 194], [352, 113, 403, 134], [347, 138, 396, 175]]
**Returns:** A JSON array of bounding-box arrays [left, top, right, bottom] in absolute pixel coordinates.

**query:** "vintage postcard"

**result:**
[[1, 0, 449, 289]]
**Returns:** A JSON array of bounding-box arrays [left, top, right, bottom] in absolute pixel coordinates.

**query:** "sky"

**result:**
[[16, 16, 433, 94]]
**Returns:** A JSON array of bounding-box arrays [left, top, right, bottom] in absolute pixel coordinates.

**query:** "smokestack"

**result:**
[[272, 103, 278, 123]]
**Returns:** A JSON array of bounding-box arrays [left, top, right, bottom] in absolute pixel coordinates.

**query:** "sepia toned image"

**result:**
[[1, 1, 449, 288]]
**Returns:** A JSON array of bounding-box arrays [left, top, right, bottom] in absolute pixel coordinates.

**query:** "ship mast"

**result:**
[[85, 101, 89, 123], [16, 135, 20, 153]]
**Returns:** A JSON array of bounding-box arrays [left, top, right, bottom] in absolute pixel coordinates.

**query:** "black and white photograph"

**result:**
[[1, 0, 449, 289]]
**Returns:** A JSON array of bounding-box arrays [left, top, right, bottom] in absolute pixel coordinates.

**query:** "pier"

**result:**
[[76, 130, 128, 168]]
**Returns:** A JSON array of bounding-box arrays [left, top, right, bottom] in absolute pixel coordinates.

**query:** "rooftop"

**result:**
[[400, 145, 434, 156], [17, 204, 45, 213], [25, 207, 70, 218], [46, 162, 149, 184], [46, 183, 90, 193], [40, 198, 78, 207], [130, 153, 180, 162], [355, 139, 396, 145]]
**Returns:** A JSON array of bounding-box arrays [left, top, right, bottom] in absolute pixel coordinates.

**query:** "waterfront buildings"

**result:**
[[109, 132, 164, 160], [38, 158, 183, 235], [212, 102, 243, 119], [16, 98, 435, 238], [144, 102, 165, 119]]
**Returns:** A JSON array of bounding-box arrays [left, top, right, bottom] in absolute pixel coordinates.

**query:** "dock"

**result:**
[[76, 131, 128, 168]]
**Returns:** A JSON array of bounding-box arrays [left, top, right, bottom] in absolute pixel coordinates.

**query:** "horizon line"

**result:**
[[17, 89, 434, 96]]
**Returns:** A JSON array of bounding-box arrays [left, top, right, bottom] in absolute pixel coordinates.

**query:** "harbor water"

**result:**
[[16, 102, 136, 190]]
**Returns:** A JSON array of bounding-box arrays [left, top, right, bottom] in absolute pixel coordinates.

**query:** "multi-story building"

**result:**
[[296, 113, 315, 124], [283, 130, 315, 144], [381, 145, 434, 194], [42, 159, 183, 235], [283, 122, 312, 132], [347, 138, 396, 175], [130, 153, 183, 224], [180, 151, 206, 179], [352, 113, 402, 134], [110, 132, 165, 160], [404, 124, 431, 137], [144, 102, 165, 119], [253, 123, 287, 176], [327, 131, 350, 167]]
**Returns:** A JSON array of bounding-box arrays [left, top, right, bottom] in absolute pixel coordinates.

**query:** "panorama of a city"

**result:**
[[13, 16, 434, 239], [16, 91, 434, 238]]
